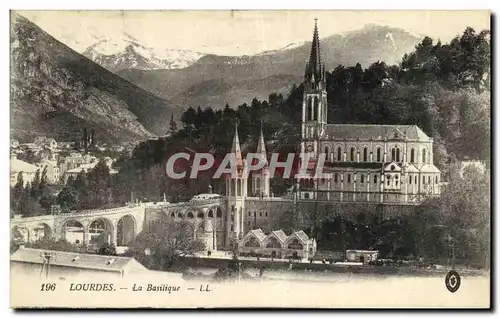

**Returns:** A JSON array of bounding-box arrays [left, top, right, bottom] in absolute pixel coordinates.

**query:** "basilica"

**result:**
[[295, 21, 441, 205], [147, 20, 443, 253]]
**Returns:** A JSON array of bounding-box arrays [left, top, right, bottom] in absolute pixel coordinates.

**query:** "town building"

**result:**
[[10, 247, 183, 281], [345, 249, 379, 264], [37, 159, 60, 184], [10, 154, 39, 187]]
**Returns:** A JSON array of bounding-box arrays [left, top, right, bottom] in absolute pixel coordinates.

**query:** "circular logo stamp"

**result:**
[[445, 270, 461, 293]]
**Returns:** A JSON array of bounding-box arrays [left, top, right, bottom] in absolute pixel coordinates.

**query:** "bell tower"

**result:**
[[301, 18, 328, 158], [225, 120, 247, 248]]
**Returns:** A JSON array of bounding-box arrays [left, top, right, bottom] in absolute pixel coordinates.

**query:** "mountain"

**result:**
[[10, 13, 179, 143], [116, 24, 422, 110], [82, 33, 205, 73]]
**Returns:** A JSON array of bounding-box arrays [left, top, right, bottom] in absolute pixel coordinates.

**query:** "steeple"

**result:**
[[304, 18, 325, 86], [256, 121, 266, 156], [230, 119, 244, 174], [252, 121, 270, 198]]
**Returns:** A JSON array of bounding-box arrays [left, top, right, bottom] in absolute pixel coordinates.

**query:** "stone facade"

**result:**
[[297, 21, 441, 205]]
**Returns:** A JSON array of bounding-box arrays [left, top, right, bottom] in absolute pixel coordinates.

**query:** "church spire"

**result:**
[[256, 121, 266, 155], [305, 18, 324, 85], [230, 119, 244, 174]]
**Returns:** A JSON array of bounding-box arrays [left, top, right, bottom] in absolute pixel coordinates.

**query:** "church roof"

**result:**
[[249, 228, 266, 241], [324, 162, 383, 170], [419, 164, 441, 173], [323, 124, 431, 141], [270, 230, 287, 243]]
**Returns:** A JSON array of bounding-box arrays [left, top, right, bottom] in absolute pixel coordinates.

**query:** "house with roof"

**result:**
[[10, 247, 183, 281], [10, 154, 39, 187], [34, 136, 58, 151], [37, 159, 60, 184], [239, 228, 317, 260]]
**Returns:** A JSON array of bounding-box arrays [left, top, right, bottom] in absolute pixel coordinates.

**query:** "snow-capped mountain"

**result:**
[[82, 33, 205, 72], [255, 41, 308, 56]]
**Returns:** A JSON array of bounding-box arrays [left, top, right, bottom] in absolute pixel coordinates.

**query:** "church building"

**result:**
[[296, 20, 442, 204]]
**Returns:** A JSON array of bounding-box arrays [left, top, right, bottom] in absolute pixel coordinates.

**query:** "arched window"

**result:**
[[350, 147, 355, 161], [324, 147, 330, 161], [387, 175, 391, 186], [170, 212, 175, 218], [410, 149, 415, 163], [307, 98, 313, 121], [376, 148, 381, 162], [244, 236, 261, 248], [422, 176, 425, 184], [363, 148, 368, 162], [391, 148, 396, 162], [288, 238, 303, 250], [334, 173, 338, 183], [422, 149, 427, 163], [374, 175, 377, 183], [347, 174, 351, 183], [337, 147, 342, 161], [360, 174, 364, 183], [187, 212, 194, 219], [216, 208, 222, 218], [396, 148, 401, 162], [409, 176, 412, 184], [208, 210, 214, 217], [266, 237, 281, 249], [197, 212, 204, 218], [178, 212, 183, 218]]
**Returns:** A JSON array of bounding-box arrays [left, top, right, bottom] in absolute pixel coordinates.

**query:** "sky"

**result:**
[[16, 10, 491, 56]]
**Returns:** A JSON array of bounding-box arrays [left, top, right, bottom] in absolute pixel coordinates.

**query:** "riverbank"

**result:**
[[176, 255, 487, 278]]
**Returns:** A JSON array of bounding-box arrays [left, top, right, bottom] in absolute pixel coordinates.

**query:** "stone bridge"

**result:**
[[10, 198, 226, 248]]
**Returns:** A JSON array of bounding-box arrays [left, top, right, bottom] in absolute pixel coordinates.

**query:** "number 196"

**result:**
[[40, 283, 56, 291]]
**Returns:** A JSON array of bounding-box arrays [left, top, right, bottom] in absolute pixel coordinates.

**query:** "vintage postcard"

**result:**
[[9, 10, 491, 309]]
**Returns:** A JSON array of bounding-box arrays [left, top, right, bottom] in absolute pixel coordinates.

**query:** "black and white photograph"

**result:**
[[8, 9, 491, 308]]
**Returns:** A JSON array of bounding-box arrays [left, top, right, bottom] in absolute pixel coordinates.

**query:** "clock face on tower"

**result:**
[[307, 145, 314, 152]]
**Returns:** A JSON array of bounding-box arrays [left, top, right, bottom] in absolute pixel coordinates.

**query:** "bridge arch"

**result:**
[[11, 225, 30, 243], [31, 223, 52, 242], [87, 217, 114, 246], [116, 215, 136, 247], [61, 219, 85, 244]]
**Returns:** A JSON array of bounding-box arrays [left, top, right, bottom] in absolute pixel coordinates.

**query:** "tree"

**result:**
[[126, 220, 205, 270], [57, 186, 80, 212], [420, 164, 490, 267], [24, 237, 92, 254], [98, 243, 117, 256]]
